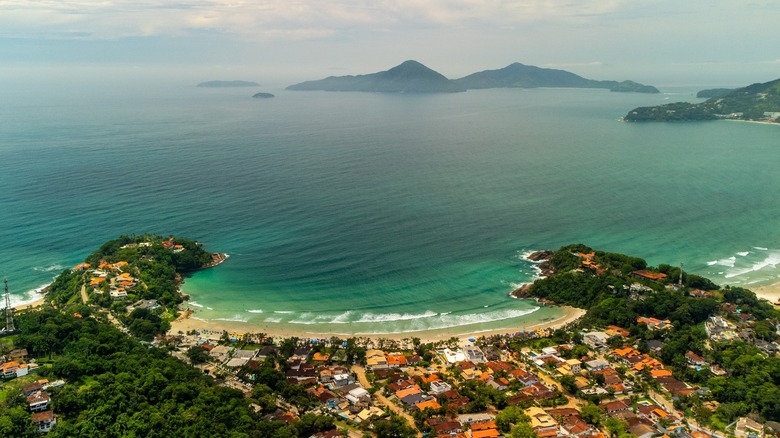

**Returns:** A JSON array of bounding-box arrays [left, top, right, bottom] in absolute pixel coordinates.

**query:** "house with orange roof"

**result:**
[[420, 373, 441, 385], [72, 263, 91, 271], [1, 361, 20, 378], [606, 325, 631, 337], [414, 399, 441, 411], [470, 429, 500, 438], [386, 353, 407, 367], [395, 386, 421, 400], [637, 317, 673, 330], [311, 352, 330, 362], [89, 277, 107, 287], [461, 368, 482, 381], [633, 270, 667, 282], [650, 369, 673, 378]]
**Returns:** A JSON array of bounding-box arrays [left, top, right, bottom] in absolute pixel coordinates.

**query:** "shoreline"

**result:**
[[168, 304, 586, 344], [753, 281, 780, 304], [13, 297, 45, 311]]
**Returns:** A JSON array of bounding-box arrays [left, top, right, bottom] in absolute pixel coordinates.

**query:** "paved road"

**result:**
[[80, 284, 88, 304], [352, 365, 422, 438]]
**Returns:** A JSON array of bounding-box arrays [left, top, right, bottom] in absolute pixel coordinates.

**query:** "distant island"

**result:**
[[287, 60, 659, 94], [454, 63, 659, 93], [197, 80, 259, 88], [624, 78, 780, 122], [252, 92, 275, 99], [287, 60, 466, 93]]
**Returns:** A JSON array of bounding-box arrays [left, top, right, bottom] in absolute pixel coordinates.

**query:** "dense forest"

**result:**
[[1, 307, 338, 437]]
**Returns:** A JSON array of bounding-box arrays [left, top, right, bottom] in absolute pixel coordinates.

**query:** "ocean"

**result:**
[[1, 77, 779, 335]]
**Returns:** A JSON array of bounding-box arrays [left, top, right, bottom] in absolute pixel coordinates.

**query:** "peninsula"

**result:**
[[287, 60, 659, 94], [624, 77, 780, 122]]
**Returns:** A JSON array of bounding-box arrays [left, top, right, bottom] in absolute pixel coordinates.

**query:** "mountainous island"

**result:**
[[197, 80, 260, 87], [624, 78, 780, 122], [287, 60, 659, 94], [454, 62, 659, 93], [287, 60, 466, 93]]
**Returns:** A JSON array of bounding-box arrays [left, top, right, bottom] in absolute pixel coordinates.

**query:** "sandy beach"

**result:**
[[168, 305, 586, 344], [13, 298, 45, 311], [753, 282, 780, 304]]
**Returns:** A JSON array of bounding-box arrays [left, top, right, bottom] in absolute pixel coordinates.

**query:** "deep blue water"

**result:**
[[1, 80, 779, 334]]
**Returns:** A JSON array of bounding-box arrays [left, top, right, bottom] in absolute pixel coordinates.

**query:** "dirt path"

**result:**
[[80, 284, 88, 304], [352, 365, 422, 437]]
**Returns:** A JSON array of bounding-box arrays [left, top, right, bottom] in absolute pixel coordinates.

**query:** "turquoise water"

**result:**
[[1, 78, 779, 334]]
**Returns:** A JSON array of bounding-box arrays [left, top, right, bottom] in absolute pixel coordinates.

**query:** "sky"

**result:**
[[1, 0, 778, 87]]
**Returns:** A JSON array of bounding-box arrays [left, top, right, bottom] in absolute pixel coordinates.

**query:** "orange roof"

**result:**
[[396, 386, 421, 399], [651, 369, 673, 378], [653, 408, 669, 418], [117, 272, 133, 278], [72, 263, 91, 270], [471, 421, 498, 431], [471, 430, 500, 438], [118, 281, 134, 287], [386, 353, 407, 366], [89, 277, 107, 286], [311, 352, 330, 362], [115, 261, 129, 267], [415, 399, 441, 411], [633, 270, 667, 280], [1, 360, 20, 371], [614, 347, 635, 357], [421, 373, 441, 384]]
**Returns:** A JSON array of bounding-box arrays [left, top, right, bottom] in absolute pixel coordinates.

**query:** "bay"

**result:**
[[1, 79, 778, 334]]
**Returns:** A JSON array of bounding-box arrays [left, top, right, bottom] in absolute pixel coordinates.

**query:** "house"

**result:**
[[365, 350, 388, 370], [582, 331, 610, 350], [386, 353, 407, 368], [735, 417, 764, 438], [527, 407, 560, 436], [429, 419, 463, 436], [430, 380, 453, 394], [395, 386, 421, 400], [414, 399, 441, 412], [585, 358, 610, 371], [210, 345, 233, 361], [345, 386, 370, 404], [311, 352, 331, 363], [23, 382, 43, 396], [27, 393, 51, 412], [32, 410, 57, 433], [637, 317, 673, 331], [291, 346, 312, 361], [1, 360, 20, 378], [606, 325, 631, 337], [601, 399, 630, 415], [685, 351, 708, 367], [633, 270, 667, 282]]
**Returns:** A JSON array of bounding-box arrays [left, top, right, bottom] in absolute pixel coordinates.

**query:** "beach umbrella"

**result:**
[[468, 338, 476, 342]]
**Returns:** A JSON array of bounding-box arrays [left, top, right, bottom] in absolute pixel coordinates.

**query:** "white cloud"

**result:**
[[0, 0, 629, 40]]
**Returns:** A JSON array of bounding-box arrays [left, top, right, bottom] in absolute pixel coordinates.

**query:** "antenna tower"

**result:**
[[4, 279, 14, 332], [678, 262, 684, 288]]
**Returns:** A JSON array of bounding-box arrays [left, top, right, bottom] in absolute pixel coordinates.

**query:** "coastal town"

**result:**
[[3, 239, 780, 438]]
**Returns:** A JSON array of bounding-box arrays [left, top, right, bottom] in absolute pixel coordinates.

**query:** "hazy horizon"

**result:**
[[1, 1, 778, 89]]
